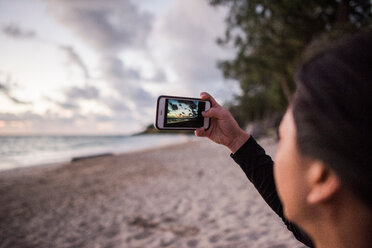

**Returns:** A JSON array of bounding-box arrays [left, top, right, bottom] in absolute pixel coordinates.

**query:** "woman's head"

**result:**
[[275, 30, 372, 223], [293, 30, 372, 209]]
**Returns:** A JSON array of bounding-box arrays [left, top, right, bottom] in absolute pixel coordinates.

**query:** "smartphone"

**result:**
[[155, 95, 211, 130]]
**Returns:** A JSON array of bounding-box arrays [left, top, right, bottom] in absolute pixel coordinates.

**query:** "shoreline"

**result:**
[[0, 134, 196, 174], [0, 139, 198, 179], [0, 137, 304, 248]]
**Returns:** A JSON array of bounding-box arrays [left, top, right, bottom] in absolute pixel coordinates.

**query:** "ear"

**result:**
[[306, 162, 341, 204]]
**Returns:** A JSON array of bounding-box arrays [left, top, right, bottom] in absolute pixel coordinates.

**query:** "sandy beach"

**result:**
[[0, 138, 306, 248]]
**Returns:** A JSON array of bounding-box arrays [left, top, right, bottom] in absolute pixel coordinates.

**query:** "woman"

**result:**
[[195, 30, 372, 248]]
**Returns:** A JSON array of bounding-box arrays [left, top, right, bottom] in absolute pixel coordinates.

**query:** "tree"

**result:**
[[210, 0, 372, 126]]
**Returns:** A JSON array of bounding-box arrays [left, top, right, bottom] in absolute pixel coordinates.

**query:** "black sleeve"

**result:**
[[231, 136, 315, 248]]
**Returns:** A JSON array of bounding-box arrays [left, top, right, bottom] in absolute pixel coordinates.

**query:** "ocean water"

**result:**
[[0, 134, 196, 171]]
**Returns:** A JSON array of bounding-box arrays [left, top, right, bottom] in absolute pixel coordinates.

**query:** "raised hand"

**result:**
[[194, 92, 250, 154]]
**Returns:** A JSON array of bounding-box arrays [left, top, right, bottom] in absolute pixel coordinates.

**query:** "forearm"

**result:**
[[231, 136, 314, 248]]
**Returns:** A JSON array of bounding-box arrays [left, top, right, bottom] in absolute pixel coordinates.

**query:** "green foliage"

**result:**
[[210, 0, 372, 126]]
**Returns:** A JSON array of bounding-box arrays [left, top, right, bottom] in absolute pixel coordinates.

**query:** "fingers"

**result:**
[[200, 92, 219, 107], [202, 107, 223, 119], [194, 127, 207, 137]]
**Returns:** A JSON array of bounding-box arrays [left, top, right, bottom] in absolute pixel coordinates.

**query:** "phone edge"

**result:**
[[154, 95, 165, 130]]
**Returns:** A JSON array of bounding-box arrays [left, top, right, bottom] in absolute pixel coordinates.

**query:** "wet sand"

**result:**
[[0, 138, 306, 248]]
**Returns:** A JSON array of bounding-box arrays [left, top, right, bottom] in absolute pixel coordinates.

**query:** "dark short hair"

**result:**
[[292, 30, 372, 209]]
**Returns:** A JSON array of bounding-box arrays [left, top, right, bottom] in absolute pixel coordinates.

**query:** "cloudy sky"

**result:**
[[0, 0, 238, 135]]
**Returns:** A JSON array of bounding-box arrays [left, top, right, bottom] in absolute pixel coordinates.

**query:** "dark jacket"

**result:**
[[231, 136, 315, 248]]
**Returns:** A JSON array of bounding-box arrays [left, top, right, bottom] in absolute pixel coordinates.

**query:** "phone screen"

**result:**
[[164, 99, 205, 128]]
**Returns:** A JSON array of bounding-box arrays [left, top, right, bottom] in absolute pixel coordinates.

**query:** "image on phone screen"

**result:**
[[164, 99, 205, 128]]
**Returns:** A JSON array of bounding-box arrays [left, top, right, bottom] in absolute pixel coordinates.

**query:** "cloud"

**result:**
[[149, 0, 236, 97], [60, 45, 90, 79], [101, 56, 140, 83], [0, 75, 31, 105], [0, 0, 237, 134], [65, 85, 99, 100], [45, 0, 153, 52], [101, 97, 129, 113], [1, 23, 36, 39], [0, 110, 137, 134], [101, 56, 154, 106], [44, 95, 79, 110], [45, 0, 156, 114], [45, 85, 100, 111], [57, 101, 80, 110]]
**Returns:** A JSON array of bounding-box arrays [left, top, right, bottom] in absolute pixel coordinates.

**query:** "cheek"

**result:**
[[274, 141, 303, 221], [274, 143, 292, 202]]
